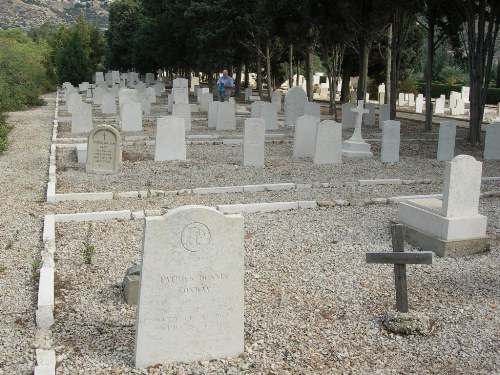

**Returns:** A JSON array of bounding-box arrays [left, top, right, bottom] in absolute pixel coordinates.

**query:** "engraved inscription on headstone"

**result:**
[[181, 223, 211, 252], [86, 124, 121, 174]]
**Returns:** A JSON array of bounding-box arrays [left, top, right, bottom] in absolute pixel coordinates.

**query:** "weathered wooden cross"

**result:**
[[366, 224, 433, 313]]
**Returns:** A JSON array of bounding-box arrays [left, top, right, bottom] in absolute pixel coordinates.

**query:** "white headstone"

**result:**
[[86, 124, 121, 174], [250, 101, 262, 118], [119, 89, 139, 113], [484, 122, 500, 160], [78, 82, 89, 94], [105, 72, 113, 86], [128, 72, 139, 86], [190, 76, 200, 92], [303, 102, 321, 121], [173, 78, 189, 104], [208, 101, 218, 128], [341, 102, 356, 129], [200, 92, 213, 112], [216, 102, 236, 131], [434, 98, 445, 114], [135, 206, 244, 367], [342, 100, 373, 158], [398, 93, 406, 106], [243, 118, 265, 166], [451, 98, 465, 115], [154, 116, 186, 161], [379, 104, 390, 129], [121, 102, 143, 132], [408, 93, 415, 107], [381, 120, 401, 163], [244, 87, 252, 102], [259, 102, 279, 130], [71, 102, 93, 133], [271, 91, 283, 112], [364, 103, 376, 126], [172, 103, 192, 132], [138, 93, 152, 116], [437, 122, 457, 161], [134, 81, 147, 93], [167, 93, 174, 113], [442, 155, 482, 217], [146, 87, 156, 104], [154, 82, 165, 97], [313, 120, 342, 165], [145, 73, 155, 86], [67, 92, 82, 114], [449, 91, 460, 109], [415, 94, 423, 114], [378, 92, 385, 105], [112, 71, 120, 85], [101, 92, 117, 115], [461, 86, 470, 102], [378, 83, 385, 93], [293, 115, 319, 158], [285, 87, 308, 126], [93, 87, 105, 105], [95, 71, 105, 83]]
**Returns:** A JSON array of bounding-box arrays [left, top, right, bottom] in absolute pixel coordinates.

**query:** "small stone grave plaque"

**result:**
[[135, 206, 244, 367], [86, 124, 121, 174]]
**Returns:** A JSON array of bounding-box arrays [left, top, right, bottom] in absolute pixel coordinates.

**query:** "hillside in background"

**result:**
[[0, 0, 109, 30]]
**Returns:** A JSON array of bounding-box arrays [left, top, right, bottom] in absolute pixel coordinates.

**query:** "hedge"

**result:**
[[417, 82, 500, 105]]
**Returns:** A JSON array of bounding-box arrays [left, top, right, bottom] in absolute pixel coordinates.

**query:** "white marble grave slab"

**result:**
[[313, 120, 342, 165], [243, 118, 265, 166], [154, 116, 186, 161], [381, 120, 401, 163]]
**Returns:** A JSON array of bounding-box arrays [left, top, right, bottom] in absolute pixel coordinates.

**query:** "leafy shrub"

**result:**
[[440, 65, 468, 85], [398, 77, 418, 95], [0, 114, 11, 153]]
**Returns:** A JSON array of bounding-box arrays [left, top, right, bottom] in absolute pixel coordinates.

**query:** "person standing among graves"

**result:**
[[217, 69, 234, 102]]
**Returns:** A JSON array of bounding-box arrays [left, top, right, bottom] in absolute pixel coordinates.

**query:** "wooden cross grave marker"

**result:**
[[366, 224, 433, 313]]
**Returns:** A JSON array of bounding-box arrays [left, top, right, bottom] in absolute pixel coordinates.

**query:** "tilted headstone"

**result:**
[[303, 102, 321, 121], [379, 104, 390, 129], [121, 102, 143, 132], [415, 94, 423, 114], [285, 87, 308, 126], [135, 206, 244, 367], [293, 115, 319, 158], [86, 124, 121, 174], [154, 116, 186, 161], [341, 102, 356, 129], [437, 122, 456, 161], [364, 103, 376, 126], [381, 120, 401, 163], [101, 92, 117, 115], [172, 102, 192, 132], [434, 98, 445, 114], [313, 120, 342, 165], [71, 102, 93, 133], [243, 118, 265, 166], [484, 122, 500, 160], [271, 91, 283, 112], [216, 102, 236, 131], [200, 92, 213, 112]]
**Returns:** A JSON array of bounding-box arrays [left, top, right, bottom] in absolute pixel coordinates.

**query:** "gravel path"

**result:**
[[0, 92, 499, 374]]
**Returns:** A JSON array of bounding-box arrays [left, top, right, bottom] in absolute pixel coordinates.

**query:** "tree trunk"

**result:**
[[306, 44, 313, 101], [256, 57, 262, 97], [385, 24, 392, 107], [390, 33, 398, 120], [424, 6, 435, 132], [496, 58, 500, 88], [289, 44, 293, 88], [266, 43, 272, 101], [357, 35, 369, 101], [234, 63, 242, 98], [244, 61, 249, 89]]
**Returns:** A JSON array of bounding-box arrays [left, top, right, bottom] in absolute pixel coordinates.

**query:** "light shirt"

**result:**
[[217, 75, 234, 92]]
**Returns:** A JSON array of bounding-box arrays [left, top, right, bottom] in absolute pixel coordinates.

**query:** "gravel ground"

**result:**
[[0, 91, 499, 374]]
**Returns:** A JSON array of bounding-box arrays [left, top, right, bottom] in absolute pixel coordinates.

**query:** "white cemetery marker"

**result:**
[[415, 94, 424, 114], [461, 86, 470, 102], [244, 87, 253, 102], [293, 115, 319, 158], [173, 78, 189, 104], [379, 104, 390, 129], [378, 92, 385, 105], [484, 122, 500, 160], [284, 87, 307, 126], [135, 206, 244, 367], [101, 92, 117, 115], [86, 124, 121, 174], [154, 82, 165, 97], [437, 122, 457, 161], [451, 99, 465, 116], [71, 102, 93, 133], [146, 87, 156, 104], [271, 91, 283, 112], [208, 101, 218, 128], [190, 76, 200, 92], [378, 83, 386, 93], [434, 98, 445, 114], [67, 92, 82, 114], [243, 118, 266, 166], [121, 102, 143, 132], [408, 93, 415, 107], [259, 102, 279, 130], [95, 71, 105, 83], [350, 101, 369, 142], [364, 103, 376, 126], [449, 91, 460, 109], [341, 102, 355, 129], [93, 87, 105, 105], [200, 92, 213, 112], [381, 120, 401, 163], [138, 93, 151, 116], [154, 116, 186, 161], [303, 102, 321, 121], [145, 73, 155, 86], [251, 101, 262, 118], [313, 120, 342, 165], [172, 103, 192, 132], [216, 102, 236, 131], [398, 93, 405, 106]]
